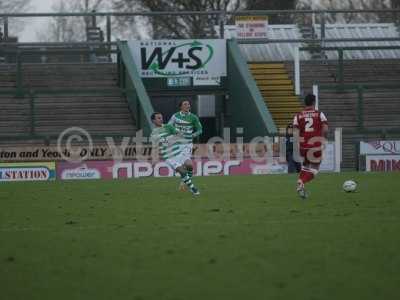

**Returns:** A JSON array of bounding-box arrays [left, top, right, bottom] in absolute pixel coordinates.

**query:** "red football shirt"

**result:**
[[293, 107, 328, 148]]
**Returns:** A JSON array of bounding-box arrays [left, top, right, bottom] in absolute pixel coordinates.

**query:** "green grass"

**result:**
[[1, 172, 400, 300]]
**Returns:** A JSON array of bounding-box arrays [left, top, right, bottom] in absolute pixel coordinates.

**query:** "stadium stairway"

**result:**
[[0, 63, 137, 141], [248, 62, 303, 129]]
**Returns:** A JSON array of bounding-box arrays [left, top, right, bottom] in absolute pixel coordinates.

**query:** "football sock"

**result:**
[[181, 173, 195, 190]]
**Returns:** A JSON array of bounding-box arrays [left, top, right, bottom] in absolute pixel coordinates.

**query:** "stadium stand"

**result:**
[[21, 63, 117, 89], [0, 60, 137, 142]]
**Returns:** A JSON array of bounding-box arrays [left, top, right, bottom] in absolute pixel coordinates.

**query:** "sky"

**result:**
[[19, 0, 58, 42], [17, 0, 146, 42]]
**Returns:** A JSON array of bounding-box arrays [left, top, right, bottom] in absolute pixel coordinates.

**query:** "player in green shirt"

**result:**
[[150, 112, 200, 195], [168, 100, 202, 191]]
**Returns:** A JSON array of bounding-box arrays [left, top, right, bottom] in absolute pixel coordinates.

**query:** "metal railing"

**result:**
[[1, 9, 400, 41]]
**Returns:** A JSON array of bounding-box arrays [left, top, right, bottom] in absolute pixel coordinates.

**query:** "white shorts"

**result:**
[[166, 153, 188, 170], [180, 144, 193, 161]]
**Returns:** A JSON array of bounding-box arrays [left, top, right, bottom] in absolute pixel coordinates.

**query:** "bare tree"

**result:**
[[0, 0, 32, 37], [111, 0, 243, 39], [297, 0, 393, 23], [245, 0, 298, 24], [393, 0, 400, 8], [0, 0, 31, 13], [36, 0, 108, 42]]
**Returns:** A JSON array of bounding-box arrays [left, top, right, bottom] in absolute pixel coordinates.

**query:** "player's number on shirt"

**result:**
[[305, 117, 314, 132]]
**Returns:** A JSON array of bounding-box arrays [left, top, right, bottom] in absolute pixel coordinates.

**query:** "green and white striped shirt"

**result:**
[[168, 112, 202, 144], [150, 124, 182, 159]]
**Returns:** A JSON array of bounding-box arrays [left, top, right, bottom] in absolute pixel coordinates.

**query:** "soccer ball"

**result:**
[[343, 180, 357, 193]]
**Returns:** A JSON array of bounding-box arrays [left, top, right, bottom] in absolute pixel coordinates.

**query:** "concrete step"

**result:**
[[250, 68, 287, 75], [258, 85, 294, 91], [35, 119, 134, 126], [255, 79, 293, 86], [267, 98, 301, 103], [35, 113, 133, 121], [270, 112, 299, 118], [268, 108, 301, 113], [253, 74, 289, 80], [261, 90, 294, 96], [35, 102, 129, 109], [248, 63, 285, 69], [267, 103, 301, 109], [35, 126, 136, 135]]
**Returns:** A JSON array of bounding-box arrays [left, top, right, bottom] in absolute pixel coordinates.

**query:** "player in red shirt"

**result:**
[[293, 94, 328, 198]]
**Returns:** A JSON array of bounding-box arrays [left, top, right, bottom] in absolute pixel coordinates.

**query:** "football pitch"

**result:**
[[1, 173, 399, 300]]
